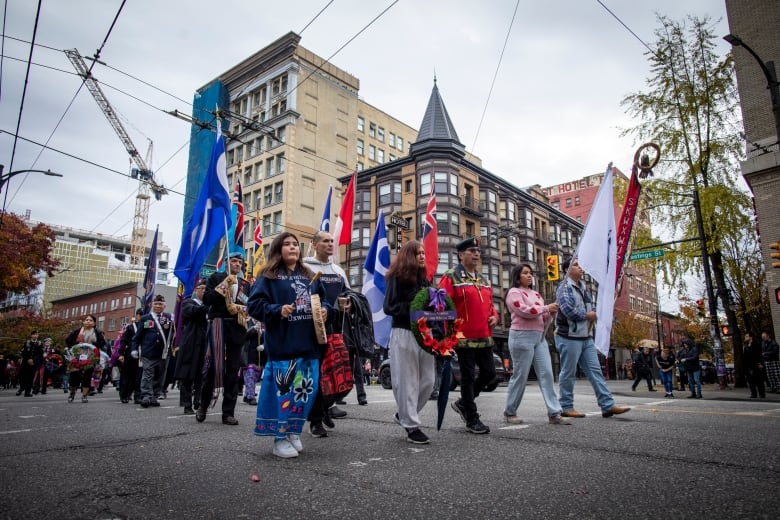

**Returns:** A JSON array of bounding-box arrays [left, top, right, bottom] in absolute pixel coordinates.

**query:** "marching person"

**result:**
[[118, 309, 143, 404], [554, 257, 630, 418], [247, 231, 331, 458], [678, 338, 702, 399], [384, 240, 434, 444], [175, 282, 208, 415], [65, 315, 106, 403], [196, 252, 251, 426], [133, 295, 175, 408], [440, 238, 499, 435], [503, 264, 570, 425], [17, 331, 42, 397], [303, 230, 352, 438], [631, 346, 656, 392], [761, 331, 780, 393], [743, 332, 766, 399]]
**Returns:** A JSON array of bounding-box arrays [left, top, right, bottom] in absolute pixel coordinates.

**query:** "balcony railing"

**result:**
[[462, 196, 485, 217]]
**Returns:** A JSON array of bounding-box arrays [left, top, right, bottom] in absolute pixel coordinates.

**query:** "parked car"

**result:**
[[378, 352, 506, 391], [699, 359, 717, 384]]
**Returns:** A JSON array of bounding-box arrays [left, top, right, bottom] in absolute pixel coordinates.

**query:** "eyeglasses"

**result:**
[[466, 247, 481, 253]]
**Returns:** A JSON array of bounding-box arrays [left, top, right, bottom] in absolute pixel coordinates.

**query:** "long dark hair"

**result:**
[[506, 264, 533, 300], [386, 240, 426, 286], [258, 231, 314, 280]]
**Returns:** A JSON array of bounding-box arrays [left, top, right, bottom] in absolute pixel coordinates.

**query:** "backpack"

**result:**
[[340, 290, 378, 358]]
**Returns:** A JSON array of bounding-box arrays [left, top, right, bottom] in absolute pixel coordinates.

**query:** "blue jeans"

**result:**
[[505, 330, 562, 418], [688, 369, 702, 396], [554, 335, 614, 413], [659, 370, 673, 394]]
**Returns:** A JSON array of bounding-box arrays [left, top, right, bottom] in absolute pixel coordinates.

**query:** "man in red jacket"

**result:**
[[439, 238, 499, 434]]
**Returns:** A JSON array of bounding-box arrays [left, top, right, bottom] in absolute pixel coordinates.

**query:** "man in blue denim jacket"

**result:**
[[554, 257, 630, 419]]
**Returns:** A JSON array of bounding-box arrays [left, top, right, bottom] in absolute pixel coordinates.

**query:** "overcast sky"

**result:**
[[1, 0, 729, 297]]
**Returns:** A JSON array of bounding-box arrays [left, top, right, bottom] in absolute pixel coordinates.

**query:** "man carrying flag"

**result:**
[[555, 164, 630, 420], [173, 124, 232, 296]]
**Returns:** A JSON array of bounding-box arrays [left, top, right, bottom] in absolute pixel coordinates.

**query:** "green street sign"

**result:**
[[630, 249, 665, 261]]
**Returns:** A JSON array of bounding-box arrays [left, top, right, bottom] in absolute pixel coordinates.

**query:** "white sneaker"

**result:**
[[272, 439, 299, 458], [286, 433, 303, 452]]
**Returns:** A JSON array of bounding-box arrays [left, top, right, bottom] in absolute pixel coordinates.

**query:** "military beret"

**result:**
[[229, 251, 245, 260], [456, 237, 480, 252]]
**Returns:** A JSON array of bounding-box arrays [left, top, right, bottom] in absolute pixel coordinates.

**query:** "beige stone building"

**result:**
[[725, 0, 780, 336]]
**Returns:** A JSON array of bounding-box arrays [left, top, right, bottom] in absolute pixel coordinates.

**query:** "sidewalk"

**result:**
[[605, 378, 780, 402]]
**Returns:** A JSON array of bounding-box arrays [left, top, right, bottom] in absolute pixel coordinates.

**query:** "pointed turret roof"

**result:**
[[410, 79, 465, 158]]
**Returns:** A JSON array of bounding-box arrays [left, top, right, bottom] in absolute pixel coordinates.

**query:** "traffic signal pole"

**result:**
[[693, 189, 726, 389]]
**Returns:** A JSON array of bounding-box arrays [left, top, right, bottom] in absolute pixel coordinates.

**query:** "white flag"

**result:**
[[575, 164, 617, 356]]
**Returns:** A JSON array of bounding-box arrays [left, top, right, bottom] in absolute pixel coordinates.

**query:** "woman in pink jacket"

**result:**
[[503, 264, 570, 425]]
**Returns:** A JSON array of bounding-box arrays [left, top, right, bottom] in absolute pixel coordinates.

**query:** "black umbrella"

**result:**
[[436, 355, 453, 430]]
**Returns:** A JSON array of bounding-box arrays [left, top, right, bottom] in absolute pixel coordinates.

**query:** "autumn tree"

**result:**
[[0, 213, 60, 301], [612, 309, 656, 353], [621, 15, 759, 385], [0, 311, 74, 357]]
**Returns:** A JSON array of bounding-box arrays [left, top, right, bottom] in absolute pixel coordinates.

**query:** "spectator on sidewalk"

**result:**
[[761, 331, 779, 394]]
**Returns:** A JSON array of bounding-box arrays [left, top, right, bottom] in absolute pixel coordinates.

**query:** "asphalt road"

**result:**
[[1, 379, 779, 520]]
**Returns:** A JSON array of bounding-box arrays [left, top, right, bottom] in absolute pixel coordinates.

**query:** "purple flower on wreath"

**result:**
[[294, 376, 315, 403]]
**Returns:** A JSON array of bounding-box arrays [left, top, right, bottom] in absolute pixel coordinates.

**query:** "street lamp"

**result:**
[[0, 164, 63, 195], [723, 34, 780, 143]]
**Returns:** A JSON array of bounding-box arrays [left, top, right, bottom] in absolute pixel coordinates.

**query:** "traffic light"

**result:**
[[770, 241, 780, 269], [721, 325, 733, 336], [546, 254, 560, 281], [696, 299, 705, 317]]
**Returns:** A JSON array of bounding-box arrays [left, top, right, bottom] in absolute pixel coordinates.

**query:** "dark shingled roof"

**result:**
[[410, 79, 465, 158]]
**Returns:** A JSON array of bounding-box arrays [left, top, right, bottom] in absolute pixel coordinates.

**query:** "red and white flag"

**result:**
[[332, 172, 356, 264], [422, 185, 439, 281]]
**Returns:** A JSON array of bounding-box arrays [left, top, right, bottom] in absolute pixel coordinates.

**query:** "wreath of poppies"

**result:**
[[45, 353, 64, 373], [410, 288, 463, 356], [68, 343, 100, 371]]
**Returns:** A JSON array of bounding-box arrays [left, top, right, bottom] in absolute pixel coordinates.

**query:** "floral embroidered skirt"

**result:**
[[255, 357, 319, 438]]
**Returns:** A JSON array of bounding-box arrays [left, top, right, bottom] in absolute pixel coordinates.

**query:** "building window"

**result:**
[[357, 138, 364, 156], [369, 122, 376, 138], [357, 162, 364, 171], [389, 153, 396, 162], [263, 215, 272, 237], [507, 235, 517, 256], [377, 148, 384, 163], [265, 157, 274, 178], [397, 136, 404, 151], [274, 182, 283, 204], [368, 145, 376, 161], [356, 190, 371, 211], [352, 227, 370, 247], [377, 127, 385, 142], [566, 198, 572, 208], [389, 132, 396, 147], [552, 200, 560, 210], [277, 126, 286, 144], [523, 209, 533, 229], [264, 186, 273, 207], [574, 195, 580, 206], [435, 211, 460, 236], [272, 211, 282, 234], [276, 153, 285, 174], [404, 179, 412, 193], [481, 191, 497, 213], [357, 116, 365, 132], [378, 182, 401, 205]]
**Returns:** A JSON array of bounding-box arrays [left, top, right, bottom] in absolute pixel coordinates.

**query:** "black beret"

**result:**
[[456, 237, 480, 252], [153, 294, 165, 303]]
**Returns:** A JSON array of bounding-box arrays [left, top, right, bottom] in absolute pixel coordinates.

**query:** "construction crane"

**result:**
[[65, 48, 167, 269]]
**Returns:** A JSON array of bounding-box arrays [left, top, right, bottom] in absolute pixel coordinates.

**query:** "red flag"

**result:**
[[422, 185, 439, 280], [615, 169, 642, 285], [332, 172, 356, 263]]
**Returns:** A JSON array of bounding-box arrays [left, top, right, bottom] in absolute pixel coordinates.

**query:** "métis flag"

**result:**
[[575, 163, 617, 356], [362, 210, 391, 348], [141, 226, 159, 313], [332, 172, 356, 265], [252, 219, 266, 278], [173, 124, 232, 296], [320, 185, 332, 231], [422, 184, 439, 281]]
